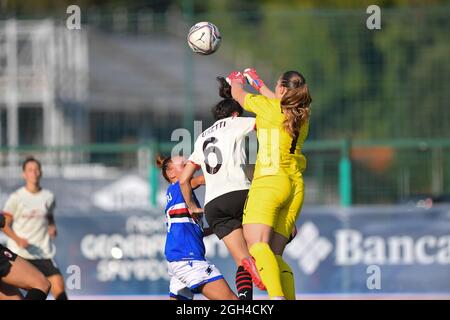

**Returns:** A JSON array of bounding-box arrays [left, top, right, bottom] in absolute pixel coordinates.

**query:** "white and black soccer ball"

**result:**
[[187, 22, 221, 55]]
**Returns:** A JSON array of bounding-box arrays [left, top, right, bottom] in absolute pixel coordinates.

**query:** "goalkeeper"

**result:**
[[228, 68, 312, 300]]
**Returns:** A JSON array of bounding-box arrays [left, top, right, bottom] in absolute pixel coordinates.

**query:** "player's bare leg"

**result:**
[[200, 278, 238, 300], [48, 274, 68, 300], [221, 228, 256, 299], [222, 228, 250, 265], [1, 256, 50, 300], [271, 231, 289, 256]]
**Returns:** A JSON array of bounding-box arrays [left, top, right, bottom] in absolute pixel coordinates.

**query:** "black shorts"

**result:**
[[0, 244, 18, 279], [26, 259, 61, 277], [204, 190, 249, 239]]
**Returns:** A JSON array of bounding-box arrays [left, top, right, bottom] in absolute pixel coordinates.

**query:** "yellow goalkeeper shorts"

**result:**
[[242, 174, 304, 238]]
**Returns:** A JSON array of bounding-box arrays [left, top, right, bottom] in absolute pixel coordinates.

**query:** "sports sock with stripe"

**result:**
[[249, 242, 284, 298], [235, 265, 252, 300], [276, 255, 296, 300], [24, 288, 48, 300], [56, 292, 68, 300]]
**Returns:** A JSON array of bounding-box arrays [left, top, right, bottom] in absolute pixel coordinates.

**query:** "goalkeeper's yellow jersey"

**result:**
[[244, 94, 309, 179]]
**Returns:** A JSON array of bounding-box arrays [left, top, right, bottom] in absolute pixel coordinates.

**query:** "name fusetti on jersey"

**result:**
[[164, 181, 205, 262], [189, 116, 255, 205], [200, 119, 227, 138]]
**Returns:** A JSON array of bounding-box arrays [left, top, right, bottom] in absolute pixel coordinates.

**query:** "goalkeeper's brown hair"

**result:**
[[280, 71, 312, 137]]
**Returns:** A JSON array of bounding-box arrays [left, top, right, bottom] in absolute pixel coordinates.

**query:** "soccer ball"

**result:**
[[187, 22, 221, 55]]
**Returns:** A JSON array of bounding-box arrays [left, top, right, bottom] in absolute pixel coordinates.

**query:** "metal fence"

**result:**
[[1, 138, 449, 206], [77, 5, 450, 140], [0, 5, 448, 206], [304, 139, 450, 205]]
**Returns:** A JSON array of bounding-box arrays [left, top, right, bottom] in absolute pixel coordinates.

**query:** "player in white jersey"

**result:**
[[2, 157, 68, 300], [180, 77, 264, 300], [0, 212, 50, 300]]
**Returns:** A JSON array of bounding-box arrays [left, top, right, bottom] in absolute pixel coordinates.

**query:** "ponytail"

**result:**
[[279, 71, 312, 137], [156, 155, 171, 182]]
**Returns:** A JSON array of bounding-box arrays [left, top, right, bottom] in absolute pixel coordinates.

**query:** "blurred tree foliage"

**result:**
[[1, 0, 448, 140], [0, 0, 173, 16], [199, 1, 450, 140]]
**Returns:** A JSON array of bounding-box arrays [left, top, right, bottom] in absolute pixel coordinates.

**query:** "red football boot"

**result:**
[[241, 257, 266, 291]]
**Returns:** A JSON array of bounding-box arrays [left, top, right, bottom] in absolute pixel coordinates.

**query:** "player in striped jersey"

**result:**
[[156, 155, 237, 300]]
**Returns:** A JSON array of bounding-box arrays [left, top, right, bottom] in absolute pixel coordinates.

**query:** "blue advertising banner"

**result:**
[[285, 206, 450, 295], [2, 175, 450, 298], [45, 206, 450, 298]]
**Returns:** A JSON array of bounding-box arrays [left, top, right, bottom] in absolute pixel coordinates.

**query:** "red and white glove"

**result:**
[[226, 71, 245, 85], [243, 68, 265, 91]]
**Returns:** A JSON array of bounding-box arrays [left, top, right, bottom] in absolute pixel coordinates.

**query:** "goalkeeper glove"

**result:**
[[243, 68, 265, 91], [226, 71, 245, 85]]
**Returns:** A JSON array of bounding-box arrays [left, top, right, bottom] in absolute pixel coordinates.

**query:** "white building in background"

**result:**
[[0, 15, 237, 166], [0, 19, 88, 159]]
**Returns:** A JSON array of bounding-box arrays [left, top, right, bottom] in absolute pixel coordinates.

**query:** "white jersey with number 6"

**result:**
[[189, 116, 256, 205]]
